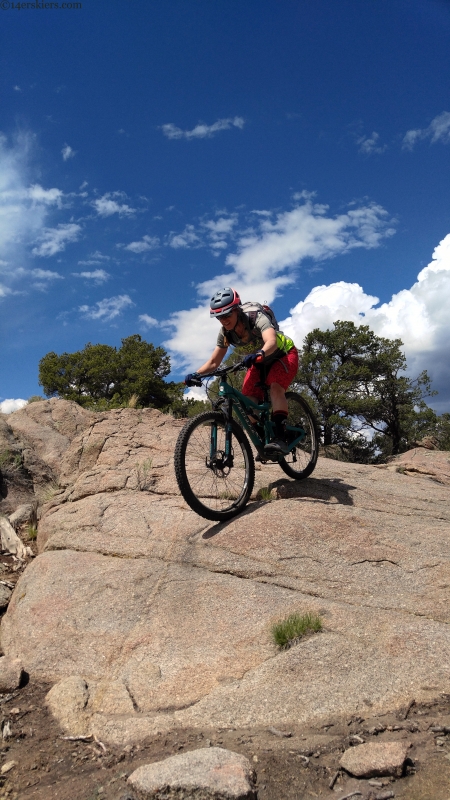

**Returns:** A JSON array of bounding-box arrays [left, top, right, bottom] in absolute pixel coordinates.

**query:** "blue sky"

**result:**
[[1, 0, 450, 412]]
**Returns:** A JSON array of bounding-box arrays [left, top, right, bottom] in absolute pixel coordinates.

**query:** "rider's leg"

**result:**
[[242, 367, 264, 425], [270, 382, 288, 413], [264, 349, 299, 454], [269, 383, 288, 441]]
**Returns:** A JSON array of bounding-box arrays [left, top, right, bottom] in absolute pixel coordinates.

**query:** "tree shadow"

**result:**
[[202, 476, 356, 539]]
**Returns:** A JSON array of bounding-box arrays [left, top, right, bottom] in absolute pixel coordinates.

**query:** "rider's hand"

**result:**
[[184, 373, 200, 386], [243, 350, 265, 367]]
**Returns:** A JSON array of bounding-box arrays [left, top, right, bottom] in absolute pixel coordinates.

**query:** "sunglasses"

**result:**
[[218, 310, 234, 320]]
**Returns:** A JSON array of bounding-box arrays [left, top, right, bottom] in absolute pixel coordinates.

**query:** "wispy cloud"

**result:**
[[77, 251, 110, 266], [93, 192, 136, 217], [168, 224, 202, 249], [0, 134, 69, 289], [30, 268, 63, 280], [357, 131, 387, 155], [61, 144, 76, 161], [123, 235, 159, 253], [0, 284, 12, 298], [138, 313, 158, 328], [32, 223, 81, 257], [163, 195, 396, 369], [402, 111, 450, 150], [72, 269, 110, 284], [161, 116, 245, 140], [202, 215, 237, 253], [79, 294, 134, 321], [27, 184, 63, 206]]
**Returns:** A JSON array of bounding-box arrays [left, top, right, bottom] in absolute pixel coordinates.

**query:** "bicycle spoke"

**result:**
[[174, 411, 255, 520]]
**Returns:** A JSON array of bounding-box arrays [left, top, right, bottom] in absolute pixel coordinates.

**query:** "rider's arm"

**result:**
[[260, 327, 278, 357], [196, 346, 228, 375]]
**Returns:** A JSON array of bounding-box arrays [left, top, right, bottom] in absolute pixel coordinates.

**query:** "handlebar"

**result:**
[[190, 360, 248, 386]]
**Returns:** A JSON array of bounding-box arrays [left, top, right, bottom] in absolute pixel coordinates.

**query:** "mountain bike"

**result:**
[[174, 359, 319, 521]]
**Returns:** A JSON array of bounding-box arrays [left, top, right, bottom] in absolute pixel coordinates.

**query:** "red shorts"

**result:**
[[242, 348, 299, 401]]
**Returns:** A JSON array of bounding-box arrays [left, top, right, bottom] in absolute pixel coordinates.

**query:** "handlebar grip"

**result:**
[[190, 378, 203, 387]]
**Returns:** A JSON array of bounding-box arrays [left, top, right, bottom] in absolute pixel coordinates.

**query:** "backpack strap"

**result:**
[[246, 310, 258, 329]]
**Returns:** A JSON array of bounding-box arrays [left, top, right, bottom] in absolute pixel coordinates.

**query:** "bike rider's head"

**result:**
[[210, 287, 241, 330]]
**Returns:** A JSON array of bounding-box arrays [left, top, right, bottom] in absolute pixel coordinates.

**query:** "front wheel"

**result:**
[[279, 392, 319, 480], [174, 411, 255, 521]]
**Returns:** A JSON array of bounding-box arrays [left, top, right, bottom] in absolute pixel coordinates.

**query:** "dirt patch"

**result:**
[[0, 682, 449, 800]]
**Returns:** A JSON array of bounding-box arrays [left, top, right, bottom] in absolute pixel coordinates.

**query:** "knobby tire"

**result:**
[[279, 392, 319, 480], [174, 411, 255, 521]]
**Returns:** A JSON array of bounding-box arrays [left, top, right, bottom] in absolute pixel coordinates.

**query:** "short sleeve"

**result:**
[[216, 329, 228, 348], [254, 311, 274, 334]]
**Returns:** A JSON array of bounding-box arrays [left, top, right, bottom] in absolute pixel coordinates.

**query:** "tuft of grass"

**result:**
[[135, 457, 154, 491], [271, 612, 322, 650], [0, 450, 23, 473], [26, 524, 38, 541], [219, 491, 238, 500], [128, 393, 139, 409], [38, 482, 61, 504], [257, 485, 274, 501], [396, 465, 407, 474]]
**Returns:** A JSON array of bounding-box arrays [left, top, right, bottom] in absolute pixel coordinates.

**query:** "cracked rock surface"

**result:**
[[1, 399, 449, 745]]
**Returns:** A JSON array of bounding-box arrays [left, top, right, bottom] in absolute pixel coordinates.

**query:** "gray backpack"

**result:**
[[240, 302, 279, 331]]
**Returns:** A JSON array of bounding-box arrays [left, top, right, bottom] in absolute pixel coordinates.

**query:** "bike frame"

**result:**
[[211, 370, 307, 461]]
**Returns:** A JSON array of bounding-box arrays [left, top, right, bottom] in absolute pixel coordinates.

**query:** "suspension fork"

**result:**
[[209, 396, 234, 467]]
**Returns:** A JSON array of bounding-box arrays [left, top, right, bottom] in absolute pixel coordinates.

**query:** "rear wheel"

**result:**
[[174, 411, 255, 521], [279, 392, 319, 480]]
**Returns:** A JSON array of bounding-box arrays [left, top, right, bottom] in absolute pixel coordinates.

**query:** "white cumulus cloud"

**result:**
[[32, 223, 81, 257], [93, 192, 136, 217], [0, 398, 27, 414], [161, 116, 245, 140], [402, 111, 450, 150], [79, 294, 134, 321], [280, 233, 450, 408]]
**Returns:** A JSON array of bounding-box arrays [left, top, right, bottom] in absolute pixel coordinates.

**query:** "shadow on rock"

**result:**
[[271, 476, 356, 505], [202, 476, 356, 539]]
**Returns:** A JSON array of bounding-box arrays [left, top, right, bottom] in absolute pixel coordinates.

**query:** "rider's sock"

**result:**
[[271, 410, 288, 440]]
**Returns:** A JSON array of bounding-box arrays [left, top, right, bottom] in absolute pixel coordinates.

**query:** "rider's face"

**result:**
[[219, 309, 238, 329]]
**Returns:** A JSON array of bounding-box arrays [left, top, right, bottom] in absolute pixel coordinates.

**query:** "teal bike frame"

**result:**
[[212, 365, 307, 458]]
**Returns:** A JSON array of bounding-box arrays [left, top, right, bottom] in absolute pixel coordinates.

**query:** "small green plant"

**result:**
[[38, 482, 61, 503], [396, 465, 407, 474], [27, 395, 45, 403], [135, 457, 154, 490], [26, 525, 38, 541], [271, 612, 322, 650], [257, 485, 274, 501], [0, 450, 23, 473], [0, 450, 11, 469]]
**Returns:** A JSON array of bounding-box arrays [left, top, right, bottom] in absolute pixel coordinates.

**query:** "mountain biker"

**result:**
[[184, 287, 299, 455]]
